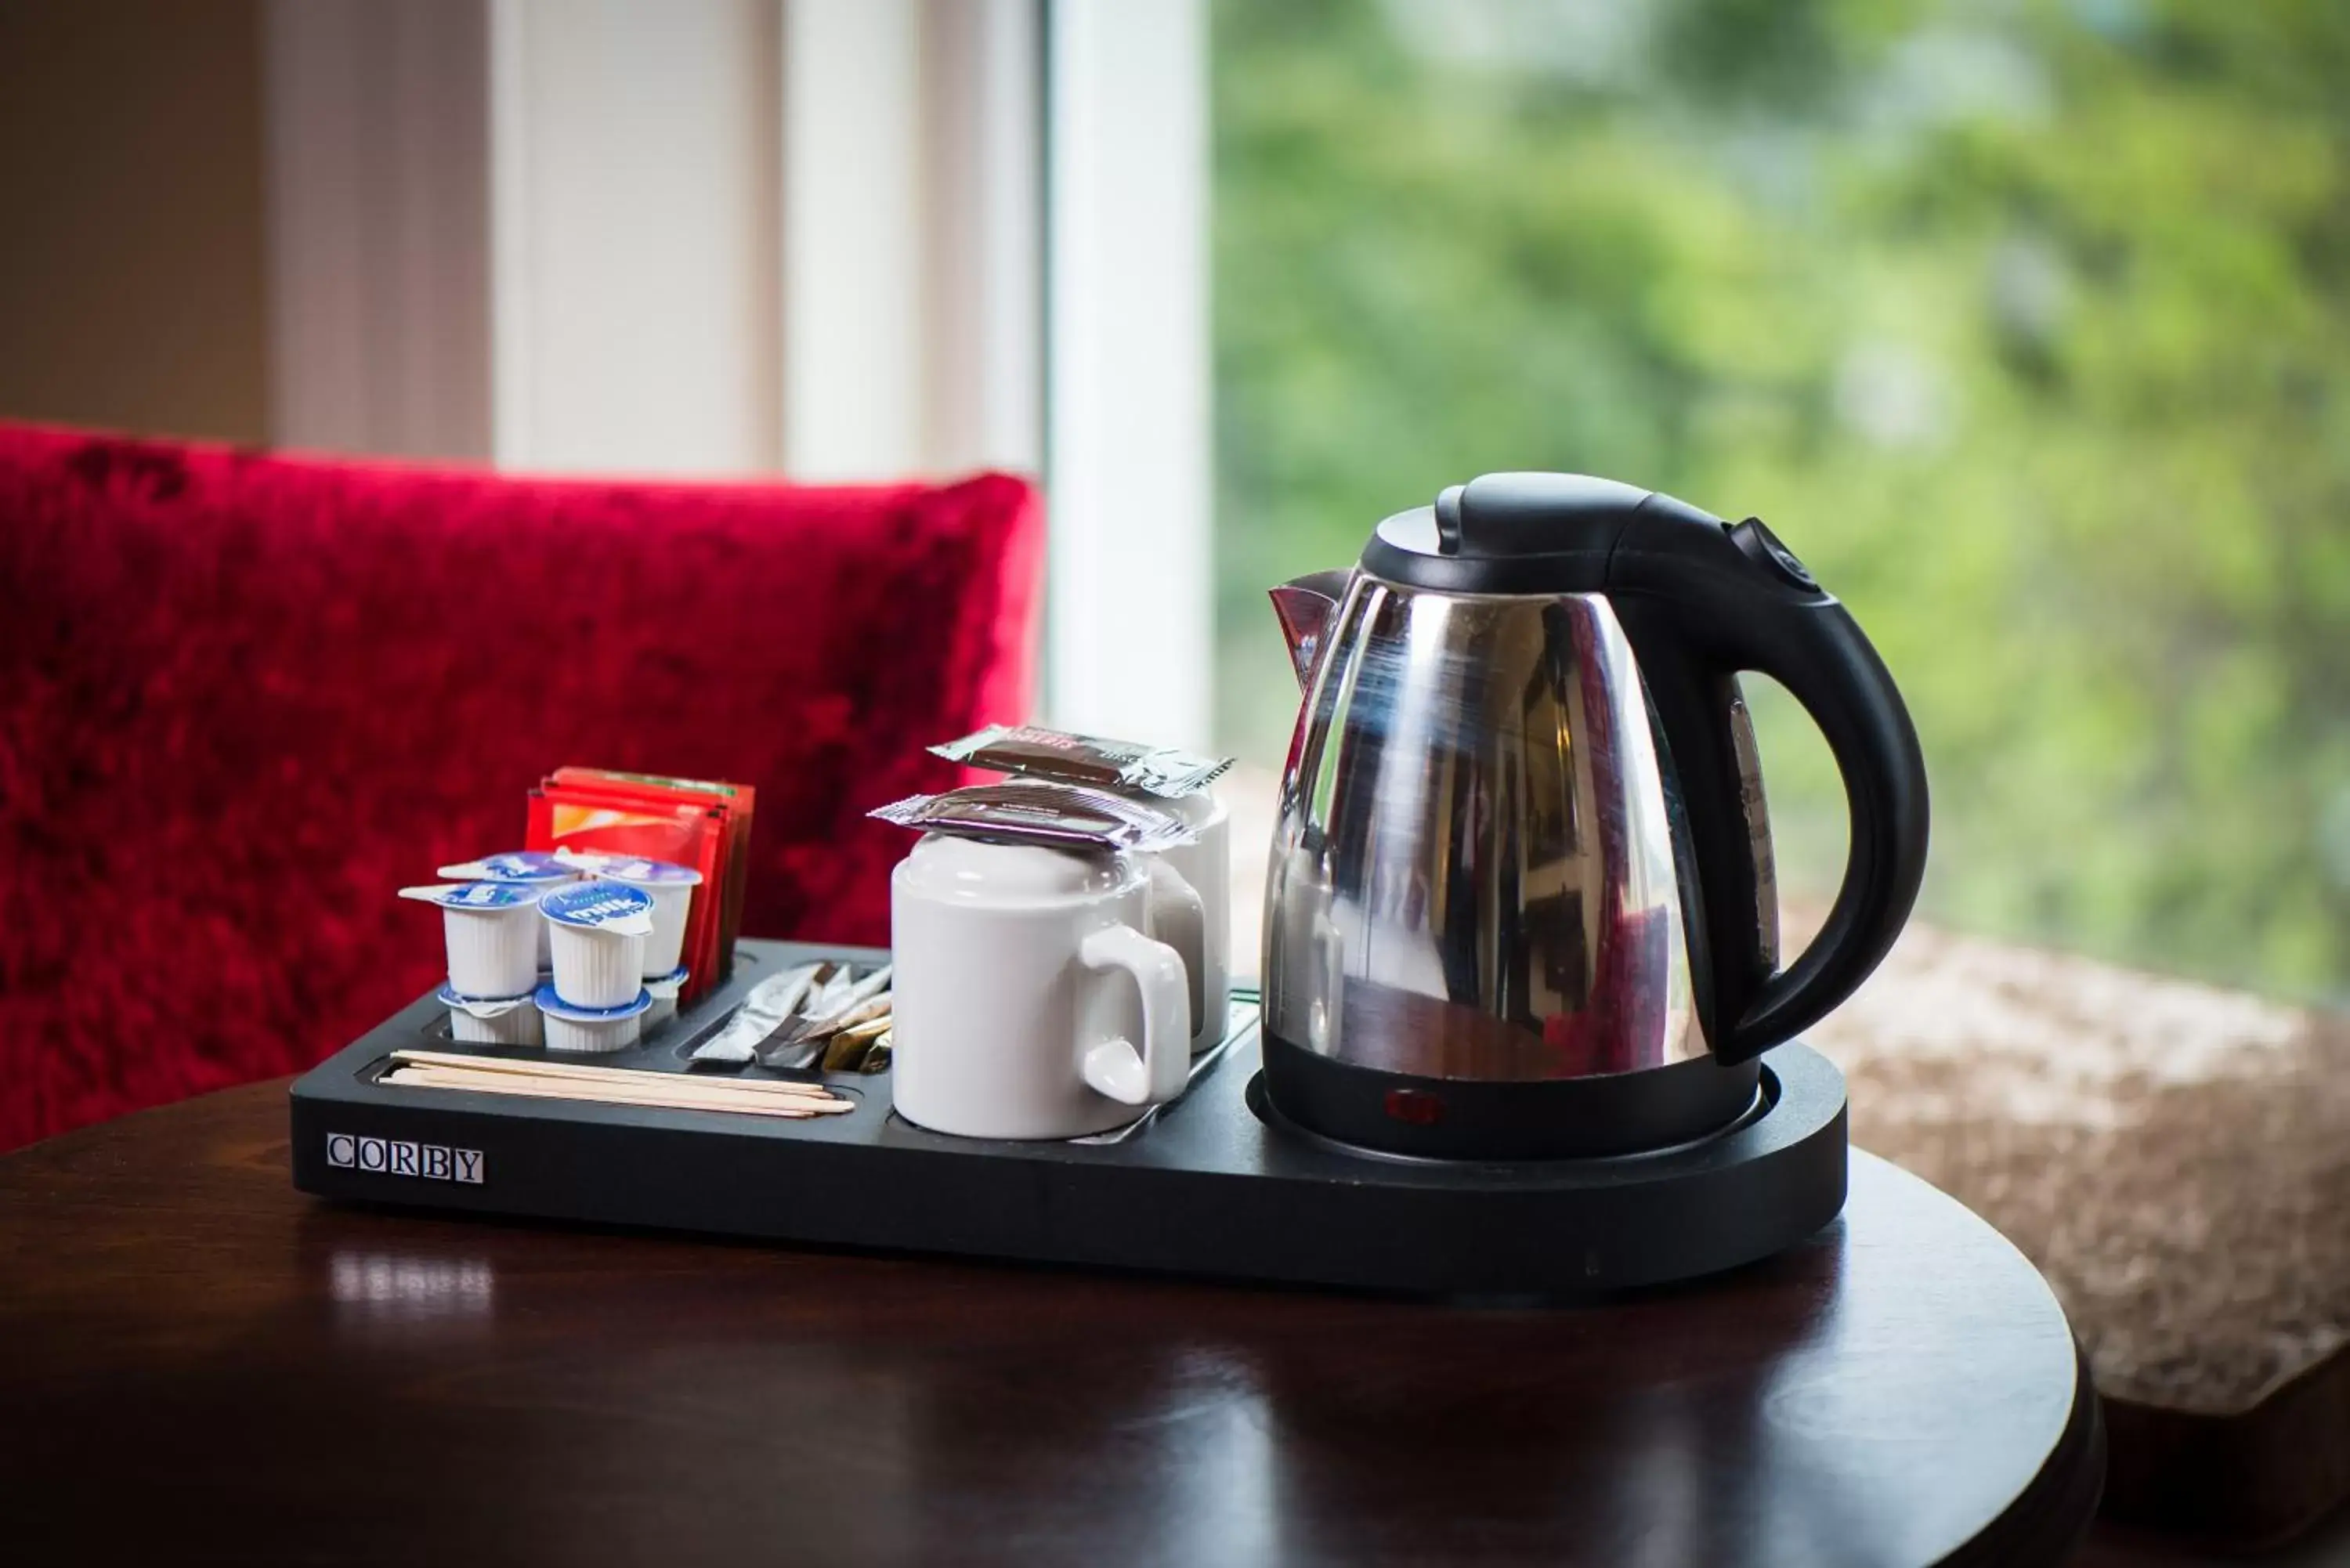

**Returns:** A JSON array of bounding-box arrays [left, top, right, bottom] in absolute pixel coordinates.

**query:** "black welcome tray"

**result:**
[[291, 938, 1849, 1297]]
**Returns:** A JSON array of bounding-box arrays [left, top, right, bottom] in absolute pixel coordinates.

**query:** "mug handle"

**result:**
[[1142, 859, 1206, 1042], [1076, 925, 1191, 1107]]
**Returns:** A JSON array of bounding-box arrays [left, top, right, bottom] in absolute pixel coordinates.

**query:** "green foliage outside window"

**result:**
[[1213, 0, 2350, 999]]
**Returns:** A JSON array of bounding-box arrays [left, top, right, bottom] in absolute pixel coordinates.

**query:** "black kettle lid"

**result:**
[[1361, 471, 1756, 595]]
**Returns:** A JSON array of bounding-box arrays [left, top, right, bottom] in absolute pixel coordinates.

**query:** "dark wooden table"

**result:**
[[0, 1082, 2102, 1567]]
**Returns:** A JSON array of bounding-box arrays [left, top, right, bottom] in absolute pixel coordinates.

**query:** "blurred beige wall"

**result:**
[[0, 0, 269, 443]]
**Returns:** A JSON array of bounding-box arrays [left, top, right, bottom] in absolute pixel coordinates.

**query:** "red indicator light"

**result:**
[[1383, 1088, 1444, 1125]]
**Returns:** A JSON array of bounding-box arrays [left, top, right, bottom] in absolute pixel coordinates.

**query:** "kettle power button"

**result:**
[[1383, 1088, 1445, 1125], [1729, 517, 1818, 591]]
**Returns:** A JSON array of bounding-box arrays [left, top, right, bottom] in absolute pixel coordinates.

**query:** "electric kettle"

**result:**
[[1262, 471, 1929, 1158]]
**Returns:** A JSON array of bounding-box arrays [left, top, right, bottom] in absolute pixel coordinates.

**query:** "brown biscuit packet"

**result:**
[[930, 724, 1233, 799], [870, 781, 1198, 853]]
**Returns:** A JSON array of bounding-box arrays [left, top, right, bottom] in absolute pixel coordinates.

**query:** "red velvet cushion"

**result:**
[[0, 422, 1042, 1149]]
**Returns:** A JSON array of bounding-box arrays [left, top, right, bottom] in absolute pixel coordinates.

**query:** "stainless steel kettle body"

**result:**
[[1260, 472, 1930, 1159]]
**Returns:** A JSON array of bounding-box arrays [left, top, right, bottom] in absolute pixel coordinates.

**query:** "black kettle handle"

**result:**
[[1610, 514, 1929, 1064]]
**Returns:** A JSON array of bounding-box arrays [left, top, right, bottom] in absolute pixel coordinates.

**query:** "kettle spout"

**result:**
[[1268, 570, 1353, 692]]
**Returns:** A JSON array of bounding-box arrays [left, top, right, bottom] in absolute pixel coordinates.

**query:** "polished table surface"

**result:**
[[0, 1081, 2102, 1567]]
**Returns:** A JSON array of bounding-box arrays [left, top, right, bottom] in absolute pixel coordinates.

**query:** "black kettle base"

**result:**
[[1257, 1029, 1770, 1162], [1244, 1067, 1774, 1169], [1242, 1046, 1848, 1297]]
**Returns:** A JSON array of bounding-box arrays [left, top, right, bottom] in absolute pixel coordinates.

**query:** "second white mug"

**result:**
[[1141, 789, 1231, 1052]]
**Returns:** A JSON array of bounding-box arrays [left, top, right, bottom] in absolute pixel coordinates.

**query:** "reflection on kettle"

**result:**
[[1261, 472, 1929, 1160]]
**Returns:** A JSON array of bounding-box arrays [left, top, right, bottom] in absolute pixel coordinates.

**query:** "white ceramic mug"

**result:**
[[891, 834, 1194, 1140], [1140, 789, 1230, 1052]]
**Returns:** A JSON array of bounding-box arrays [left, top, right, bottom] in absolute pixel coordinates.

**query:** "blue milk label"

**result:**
[[559, 850, 700, 884], [441, 851, 573, 882], [400, 881, 542, 910], [532, 980, 654, 1021], [539, 881, 656, 928], [436, 981, 533, 1011], [602, 857, 700, 884]]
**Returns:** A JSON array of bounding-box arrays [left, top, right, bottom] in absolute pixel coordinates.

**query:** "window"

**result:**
[[1211, 0, 2350, 1000]]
